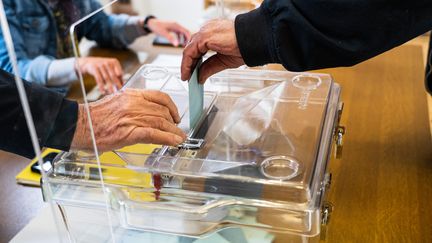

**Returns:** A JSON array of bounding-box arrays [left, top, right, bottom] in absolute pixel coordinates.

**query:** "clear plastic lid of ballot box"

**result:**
[[116, 65, 335, 206], [48, 64, 339, 238]]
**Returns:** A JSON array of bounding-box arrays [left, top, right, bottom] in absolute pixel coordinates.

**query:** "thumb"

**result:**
[[199, 54, 245, 84]]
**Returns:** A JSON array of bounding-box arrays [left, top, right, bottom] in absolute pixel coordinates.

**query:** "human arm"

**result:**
[[46, 56, 124, 94], [82, 0, 190, 48], [0, 69, 185, 158], [0, 69, 77, 158], [0, 0, 53, 85], [181, 0, 432, 83], [71, 89, 186, 152], [0, 0, 126, 90], [425, 38, 432, 94]]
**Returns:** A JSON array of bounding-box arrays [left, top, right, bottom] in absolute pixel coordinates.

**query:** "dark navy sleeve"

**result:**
[[0, 69, 78, 158], [425, 38, 432, 94], [235, 0, 432, 73]]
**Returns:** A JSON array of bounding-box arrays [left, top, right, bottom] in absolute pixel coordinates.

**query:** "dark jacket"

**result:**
[[235, 0, 432, 94], [0, 69, 77, 158], [425, 38, 432, 94]]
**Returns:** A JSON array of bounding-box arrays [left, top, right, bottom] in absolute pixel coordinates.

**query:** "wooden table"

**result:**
[[0, 152, 43, 243], [322, 45, 432, 242], [0, 38, 431, 242]]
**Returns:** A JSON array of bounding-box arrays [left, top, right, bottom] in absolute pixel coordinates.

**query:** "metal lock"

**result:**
[[319, 173, 332, 197], [334, 102, 346, 159], [320, 201, 334, 240], [335, 126, 346, 159], [324, 172, 332, 190], [337, 102, 344, 124], [178, 138, 205, 150]]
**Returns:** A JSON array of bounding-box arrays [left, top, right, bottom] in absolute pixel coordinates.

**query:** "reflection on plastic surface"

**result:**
[[222, 82, 286, 145], [292, 74, 322, 109], [260, 155, 301, 180]]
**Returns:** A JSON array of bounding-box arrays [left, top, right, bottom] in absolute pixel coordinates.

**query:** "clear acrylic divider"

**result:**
[[66, 1, 203, 242], [69, 1, 122, 242]]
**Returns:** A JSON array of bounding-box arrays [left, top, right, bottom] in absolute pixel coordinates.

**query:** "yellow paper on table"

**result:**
[[15, 148, 61, 186], [15, 144, 160, 187]]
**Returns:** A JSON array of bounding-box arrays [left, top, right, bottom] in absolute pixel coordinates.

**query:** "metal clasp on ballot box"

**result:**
[[334, 102, 346, 159], [178, 137, 205, 150]]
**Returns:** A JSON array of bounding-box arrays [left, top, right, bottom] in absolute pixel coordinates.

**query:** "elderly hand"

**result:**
[[76, 57, 123, 94], [71, 89, 187, 152], [181, 19, 245, 83], [146, 18, 191, 47]]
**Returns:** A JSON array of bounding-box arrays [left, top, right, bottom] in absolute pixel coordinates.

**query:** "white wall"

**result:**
[[132, 0, 204, 31], [98, 0, 204, 31]]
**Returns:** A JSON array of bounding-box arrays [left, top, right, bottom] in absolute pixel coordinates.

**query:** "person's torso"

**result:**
[[12, 0, 96, 59]]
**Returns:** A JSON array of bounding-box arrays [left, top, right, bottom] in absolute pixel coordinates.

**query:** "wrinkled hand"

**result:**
[[71, 89, 187, 152], [76, 57, 123, 94], [146, 18, 191, 47], [181, 19, 245, 84]]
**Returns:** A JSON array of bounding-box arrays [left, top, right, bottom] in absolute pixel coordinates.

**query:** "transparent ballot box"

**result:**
[[41, 66, 343, 242]]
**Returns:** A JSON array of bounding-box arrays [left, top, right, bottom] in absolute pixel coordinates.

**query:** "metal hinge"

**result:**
[[334, 125, 346, 159], [319, 173, 332, 198], [334, 102, 346, 159], [320, 201, 334, 240], [337, 102, 344, 124], [324, 172, 332, 190]]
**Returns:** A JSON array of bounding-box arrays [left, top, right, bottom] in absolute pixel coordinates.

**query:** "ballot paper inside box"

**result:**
[[42, 66, 345, 242]]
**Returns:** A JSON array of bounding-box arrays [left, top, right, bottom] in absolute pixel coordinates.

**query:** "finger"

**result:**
[[98, 65, 115, 94], [105, 63, 123, 90], [135, 100, 175, 123], [91, 68, 106, 94], [148, 117, 186, 139], [126, 116, 186, 139], [140, 90, 181, 123], [158, 28, 179, 47], [176, 33, 185, 47], [170, 23, 191, 42], [181, 36, 208, 81], [112, 59, 123, 81], [199, 54, 244, 84], [100, 64, 117, 92], [183, 30, 191, 43], [178, 34, 188, 47], [132, 127, 185, 146]]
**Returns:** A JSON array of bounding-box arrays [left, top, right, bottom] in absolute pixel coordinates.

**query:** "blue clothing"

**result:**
[[0, 0, 145, 85]]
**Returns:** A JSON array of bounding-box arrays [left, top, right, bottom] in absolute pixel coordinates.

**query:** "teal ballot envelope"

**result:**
[[188, 59, 204, 130]]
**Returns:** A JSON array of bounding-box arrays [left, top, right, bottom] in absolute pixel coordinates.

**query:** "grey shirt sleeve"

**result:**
[[47, 16, 147, 87], [123, 16, 148, 42], [46, 58, 78, 87]]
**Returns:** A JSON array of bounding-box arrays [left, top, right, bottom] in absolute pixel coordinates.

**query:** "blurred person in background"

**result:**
[[0, 0, 190, 95]]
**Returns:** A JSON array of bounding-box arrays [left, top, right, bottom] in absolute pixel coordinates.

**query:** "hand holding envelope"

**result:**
[[188, 58, 204, 130]]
